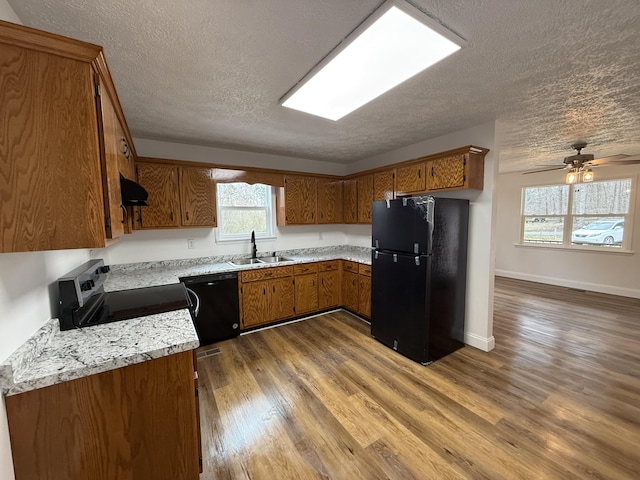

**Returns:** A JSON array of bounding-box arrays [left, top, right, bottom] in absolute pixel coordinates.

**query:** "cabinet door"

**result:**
[[357, 174, 374, 224], [319, 270, 341, 310], [137, 163, 181, 228], [283, 175, 317, 224], [180, 167, 216, 227], [396, 163, 426, 194], [294, 273, 318, 315], [271, 277, 295, 321], [241, 281, 270, 328], [373, 170, 395, 201], [0, 46, 105, 252], [427, 155, 465, 190], [97, 83, 126, 240], [317, 178, 343, 224], [343, 179, 358, 224], [358, 274, 371, 318], [342, 271, 359, 311]]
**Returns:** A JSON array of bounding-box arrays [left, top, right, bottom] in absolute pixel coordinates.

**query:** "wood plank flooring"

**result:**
[[197, 277, 640, 479]]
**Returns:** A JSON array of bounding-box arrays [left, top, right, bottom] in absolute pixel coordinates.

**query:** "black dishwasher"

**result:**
[[180, 272, 240, 346]]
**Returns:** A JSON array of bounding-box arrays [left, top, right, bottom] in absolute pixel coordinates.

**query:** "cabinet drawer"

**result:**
[[318, 260, 339, 272], [358, 264, 372, 276], [294, 263, 318, 275], [241, 265, 293, 283], [342, 260, 359, 273]]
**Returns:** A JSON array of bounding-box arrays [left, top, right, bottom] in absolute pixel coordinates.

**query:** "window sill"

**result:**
[[514, 243, 634, 255], [215, 235, 277, 245]]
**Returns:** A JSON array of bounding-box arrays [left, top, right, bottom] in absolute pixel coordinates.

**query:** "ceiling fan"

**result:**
[[523, 142, 640, 183]]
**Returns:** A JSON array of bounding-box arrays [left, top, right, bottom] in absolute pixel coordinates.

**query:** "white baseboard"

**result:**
[[465, 332, 495, 352], [495, 270, 640, 299]]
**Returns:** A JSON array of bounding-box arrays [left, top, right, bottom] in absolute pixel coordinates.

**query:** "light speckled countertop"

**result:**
[[104, 245, 372, 291], [1, 245, 371, 396]]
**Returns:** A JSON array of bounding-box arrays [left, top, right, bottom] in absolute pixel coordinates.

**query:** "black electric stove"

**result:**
[[58, 259, 191, 330]]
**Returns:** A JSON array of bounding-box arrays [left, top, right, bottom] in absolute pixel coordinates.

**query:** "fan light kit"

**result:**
[[280, 0, 465, 121], [523, 142, 640, 182]]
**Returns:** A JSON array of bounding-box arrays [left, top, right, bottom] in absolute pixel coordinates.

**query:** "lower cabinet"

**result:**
[[6, 351, 201, 480], [240, 266, 294, 328], [294, 263, 318, 315], [357, 272, 372, 318], [318, 260, 341, 310], [341, 261, 360, 312]]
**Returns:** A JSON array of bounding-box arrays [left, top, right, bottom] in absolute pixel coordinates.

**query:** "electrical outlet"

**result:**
[[187, 239, 195, 249]]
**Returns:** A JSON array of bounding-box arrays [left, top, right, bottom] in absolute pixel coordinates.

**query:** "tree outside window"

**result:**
[[216, 183, 274, 240]]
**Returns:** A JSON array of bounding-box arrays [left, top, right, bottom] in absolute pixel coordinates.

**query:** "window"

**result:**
[[521, 178, 633, 249], [216, 183, 274, 241]]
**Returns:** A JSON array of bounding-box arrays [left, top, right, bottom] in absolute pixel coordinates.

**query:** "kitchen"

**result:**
[[1, 1, 640, 479]]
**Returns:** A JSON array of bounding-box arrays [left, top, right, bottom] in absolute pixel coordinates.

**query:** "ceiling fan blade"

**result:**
[[588, 156, 640, 166], [534, 163, 565, 167], [522, 166, 567, 174]]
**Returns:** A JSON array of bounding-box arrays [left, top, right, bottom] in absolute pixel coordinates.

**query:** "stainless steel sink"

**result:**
[[228, 258, 264, 266], [258, 256, 291, 264]]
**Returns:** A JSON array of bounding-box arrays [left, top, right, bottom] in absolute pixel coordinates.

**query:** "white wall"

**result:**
[[0, 0, 19, 23], [347, 122, 499, 352], [133, 138, 347, 176], [495, 166, 640, 298]]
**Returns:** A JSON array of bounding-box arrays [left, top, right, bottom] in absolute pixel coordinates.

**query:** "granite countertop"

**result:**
[[0, 245, 371, 397], [104, 245, 372, 291]]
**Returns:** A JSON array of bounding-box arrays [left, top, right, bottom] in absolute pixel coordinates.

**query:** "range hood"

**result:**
[[120, 175, 149, 206]]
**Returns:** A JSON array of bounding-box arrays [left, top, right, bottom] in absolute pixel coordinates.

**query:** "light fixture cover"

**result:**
[[566, 170, 579, 184], [582, 168, 595, 182], [280, 0, 465, 121]]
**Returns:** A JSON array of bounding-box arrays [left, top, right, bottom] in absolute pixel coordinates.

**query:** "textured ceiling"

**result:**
[[8, 0, 640, 172]]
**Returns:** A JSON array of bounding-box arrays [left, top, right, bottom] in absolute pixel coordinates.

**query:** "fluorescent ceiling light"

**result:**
[[280, 0, 465, 121]]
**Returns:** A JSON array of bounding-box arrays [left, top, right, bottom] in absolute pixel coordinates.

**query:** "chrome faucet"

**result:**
[[250, 230, 257, 259]]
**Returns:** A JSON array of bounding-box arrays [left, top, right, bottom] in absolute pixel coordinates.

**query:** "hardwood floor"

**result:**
[[197, 277, 640, 479]]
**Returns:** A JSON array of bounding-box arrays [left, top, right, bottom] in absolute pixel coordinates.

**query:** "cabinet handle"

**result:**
[[170, 211, 174, 221], [418, 169, 421, 178], [185, 211, 190, 221], [264, 272, 273, 277], [431, 166, 434, 177], [120, 204, 127, 224], [273, 286, 275, 293], [263, 288, 266, 295]]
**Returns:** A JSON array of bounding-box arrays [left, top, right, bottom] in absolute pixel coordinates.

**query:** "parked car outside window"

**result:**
[[571, 220, 624, 245]]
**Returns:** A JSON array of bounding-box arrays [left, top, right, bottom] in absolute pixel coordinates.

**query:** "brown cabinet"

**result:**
[[6, 351, 200, 480], [357, 174, 374, 224], [317, 178, 343, 224], [426, 151, 484, 191], [277, 175, 317, 225], [341, 261, 360, 312], [0, 21, 137, 252], [357, 264, 372, 319], [180, 167, 217, 227], [395, 163, 426, 195], [294, 263, 319, 315], [373, 170, 395, 201], [318, 261, 341, 310], [240, 266, 294, 328], [343, 179, 358, 224], [136, 163, 216, 229]]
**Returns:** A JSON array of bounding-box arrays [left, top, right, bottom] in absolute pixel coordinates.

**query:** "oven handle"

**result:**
[[186, 287, 200, 317]]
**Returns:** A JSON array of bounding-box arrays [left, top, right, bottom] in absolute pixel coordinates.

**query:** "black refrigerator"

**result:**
[[370, 196, 469, 365]]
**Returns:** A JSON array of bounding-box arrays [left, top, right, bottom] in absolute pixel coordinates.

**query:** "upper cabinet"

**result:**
[[373, 170, 395, 201], [357, 174, 374, 224], [136, 161, 216, 229], [0, 20, 137, 252], [276, 175, 317, 225], [180, 167, 217, 227], [426, 149, 485, 191], [342, 179, 358, 224], [395, 163, 426, 195], [317, 178, 343, 224]]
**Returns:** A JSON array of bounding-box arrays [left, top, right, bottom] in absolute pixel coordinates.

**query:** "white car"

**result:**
[[571, 220, 624, 245]]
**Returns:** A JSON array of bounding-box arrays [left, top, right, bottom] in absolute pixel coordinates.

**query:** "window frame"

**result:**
[[215, 183, 276, 243], [520, 176, 636, 252]]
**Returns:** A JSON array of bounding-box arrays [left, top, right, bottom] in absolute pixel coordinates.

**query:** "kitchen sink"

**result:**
[[228, 258, 264, 266], [258, 256, 291, 264]]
